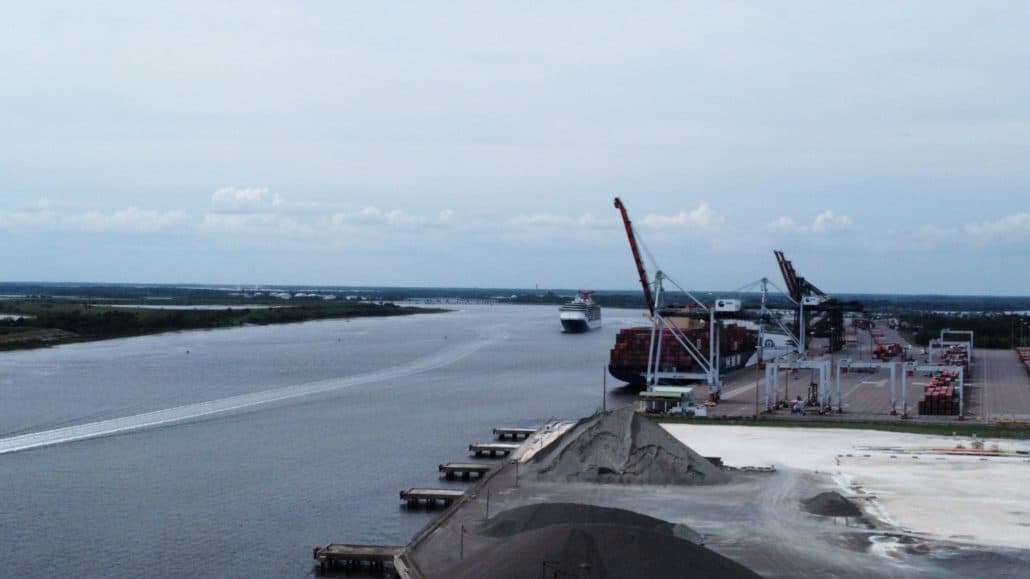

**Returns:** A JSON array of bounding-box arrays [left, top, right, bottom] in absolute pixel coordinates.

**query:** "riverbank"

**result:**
[[0, 299, 446, 350]]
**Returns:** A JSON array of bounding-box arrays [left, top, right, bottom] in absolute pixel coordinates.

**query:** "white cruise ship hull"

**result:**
[[560, 309, 602, 333]]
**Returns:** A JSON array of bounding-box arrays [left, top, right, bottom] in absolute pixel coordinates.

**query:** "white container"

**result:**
[[714, 299, 742, 312]]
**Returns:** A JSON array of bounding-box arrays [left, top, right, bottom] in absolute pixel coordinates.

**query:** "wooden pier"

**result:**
[[468, 442, 521, 457], [312, 543, 403, 573], [438, 462, 492, 479], [492, 426, 536, 440], [399, 488, 466, 508]]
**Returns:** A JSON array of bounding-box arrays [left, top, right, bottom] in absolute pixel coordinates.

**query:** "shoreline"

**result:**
[[0, 304, 448, 352]]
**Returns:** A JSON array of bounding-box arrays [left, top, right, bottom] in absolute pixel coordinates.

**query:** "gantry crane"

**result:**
[[773, 250, 863, 353]]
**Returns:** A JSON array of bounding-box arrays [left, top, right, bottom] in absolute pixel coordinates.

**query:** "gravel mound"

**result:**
[[478, 502, 703, 544], [802, 491, 862, 517], [527, 406, 728, 485], [448, 522, 760, 579]]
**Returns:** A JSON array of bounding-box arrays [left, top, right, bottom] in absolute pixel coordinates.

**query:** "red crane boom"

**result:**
[[614, 197, 655, 315]]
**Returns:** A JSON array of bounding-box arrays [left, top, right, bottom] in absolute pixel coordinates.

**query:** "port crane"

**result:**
[[614, 198, 655, 316], [613, 197, 731, 396], [773, 250, 863, 354]]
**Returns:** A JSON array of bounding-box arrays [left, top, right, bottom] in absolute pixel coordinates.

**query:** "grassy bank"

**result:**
[[655, 415, 1030, 439], [0, 299, 446, 350]]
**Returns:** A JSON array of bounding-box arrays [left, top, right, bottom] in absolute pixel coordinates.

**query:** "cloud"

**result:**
[[768, 210, 852, 233], [201, 212, 278, 231], [639, 204, 724, 229], [0, 204, 186, 233], [965, 212, 1030, 239], [62, 207, 188, 232], [506, 212, 611, 230], [330, 206, 458, 230], [0, 209, 58, 229], [210, 186, 283, 211]]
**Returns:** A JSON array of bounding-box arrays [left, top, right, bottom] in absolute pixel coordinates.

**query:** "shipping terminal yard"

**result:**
[[307, 199, 1030, 578]]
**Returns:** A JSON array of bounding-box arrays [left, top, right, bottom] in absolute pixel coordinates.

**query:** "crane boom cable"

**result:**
[[662, 273, 710, 311]]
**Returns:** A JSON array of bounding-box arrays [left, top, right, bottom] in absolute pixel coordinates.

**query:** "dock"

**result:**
[[399, 488, 466, 508], [438, 462, 493, 479], [468, 441, 521, 457], [312, 543, 403, 573], [492, 426, 536, 440]]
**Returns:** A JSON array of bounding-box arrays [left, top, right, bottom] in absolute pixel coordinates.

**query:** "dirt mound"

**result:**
[[448, 522, 760, 579], [527, 406, 728, 485], [802, 491, 862, 517], [478, 502, 702, 543]]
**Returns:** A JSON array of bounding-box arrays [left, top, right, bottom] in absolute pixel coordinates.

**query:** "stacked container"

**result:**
[[873, 342, 902, 360], [917, 371, 961, 416], [942, 345, 969, 368], [1017, 347, 1030, 376], [608, 324, 758, 385]]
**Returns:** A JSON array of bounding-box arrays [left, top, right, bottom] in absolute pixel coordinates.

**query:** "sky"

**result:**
[[1, 1, 1028, 295]]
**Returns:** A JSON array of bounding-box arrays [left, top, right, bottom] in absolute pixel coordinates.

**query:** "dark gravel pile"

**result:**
[[448, 518, 760, 579], [478, 501, 702, 543], [527, 406, 728, 485], [802, 491, 862, 517]]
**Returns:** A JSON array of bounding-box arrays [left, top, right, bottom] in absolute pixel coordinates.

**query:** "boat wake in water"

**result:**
[[0, 325, 508, 455]]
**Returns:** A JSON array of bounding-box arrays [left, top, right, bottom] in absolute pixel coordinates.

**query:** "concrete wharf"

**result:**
[[312, 543, 403, 573], [492, 426, 536, 440], [468, 441, 520, 457], [438, 462, 492, 479], [399, 488, 466, 508]]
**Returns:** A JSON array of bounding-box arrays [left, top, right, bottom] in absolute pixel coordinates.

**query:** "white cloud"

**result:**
[[0, 205, 186, 233], [62, 207, 188, 232], [0, 209, 58, 229], [201, 212, 278, 231], [506, 212, 610, 229], [639, 204, 724, 229], [811, 210, 851, 232], [210, 186, 283, 211], [965, 212, 1030, 239], [768, 210, 852, 234], [768, 216, 796, 230], [507, 213, 565, 227], [330, 206, 457, 230]]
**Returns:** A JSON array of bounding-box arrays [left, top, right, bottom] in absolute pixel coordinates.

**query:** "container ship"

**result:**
[[608, 309, 758, 385], [559, 291, 602, 333]]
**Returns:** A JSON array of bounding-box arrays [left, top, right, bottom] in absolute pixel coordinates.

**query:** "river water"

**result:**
[[0, 305, 645, 577]]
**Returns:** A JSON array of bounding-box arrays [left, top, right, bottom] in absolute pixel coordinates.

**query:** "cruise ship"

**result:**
[[559, 291, 602, 333]]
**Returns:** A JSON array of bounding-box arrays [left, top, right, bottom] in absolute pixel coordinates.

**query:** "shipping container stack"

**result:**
[[1017, 347, 1030, 377], [610, 327, 705, 374], [609, 324, 758, 376], [873, 342, 903, 360], [917, 371, 962, 416], [942, 345, 969, 369]]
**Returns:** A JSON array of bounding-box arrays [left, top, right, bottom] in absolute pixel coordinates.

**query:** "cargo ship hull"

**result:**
[[608, 324, 758, 386]]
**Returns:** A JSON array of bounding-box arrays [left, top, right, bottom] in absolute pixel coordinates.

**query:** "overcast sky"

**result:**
[[1, 2, 1028, 295]]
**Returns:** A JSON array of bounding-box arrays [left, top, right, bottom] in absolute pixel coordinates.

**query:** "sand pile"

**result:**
[[802, 491, 862, 517], [527, 407, 728, 485], [448, 503, 758, 579]]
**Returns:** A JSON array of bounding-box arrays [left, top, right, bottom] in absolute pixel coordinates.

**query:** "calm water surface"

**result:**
[[0, 305, 645, 577]]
